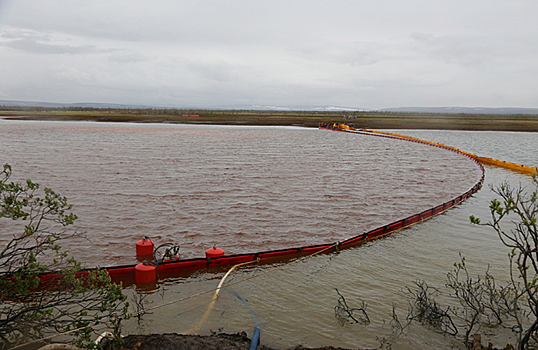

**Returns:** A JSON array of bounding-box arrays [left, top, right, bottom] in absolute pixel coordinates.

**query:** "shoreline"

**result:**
[[1, 109, 538, 131]]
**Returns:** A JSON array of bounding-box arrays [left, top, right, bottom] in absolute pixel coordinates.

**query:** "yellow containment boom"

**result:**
[[328, 124, 537, 176], [472, 156, 537, 175]]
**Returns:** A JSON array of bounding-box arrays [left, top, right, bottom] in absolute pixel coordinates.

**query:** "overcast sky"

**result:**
[[0, 0, 537, 109]]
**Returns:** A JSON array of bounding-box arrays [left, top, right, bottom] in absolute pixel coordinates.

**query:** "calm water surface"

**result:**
[[1, 121, 536, 349]]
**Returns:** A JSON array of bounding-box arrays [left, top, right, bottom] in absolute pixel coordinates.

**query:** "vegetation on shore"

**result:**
[[1, 107, 538, 131], [0, 164, 129, 349]]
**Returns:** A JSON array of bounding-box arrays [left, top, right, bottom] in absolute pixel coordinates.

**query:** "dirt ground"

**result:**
[[112, 333, 358, 350]]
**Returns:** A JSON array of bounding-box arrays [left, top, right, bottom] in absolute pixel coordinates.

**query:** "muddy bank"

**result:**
[[113, 333, 358, 350]]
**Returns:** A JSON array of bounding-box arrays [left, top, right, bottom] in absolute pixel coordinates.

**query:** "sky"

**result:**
[[0, 0, 537, 110]]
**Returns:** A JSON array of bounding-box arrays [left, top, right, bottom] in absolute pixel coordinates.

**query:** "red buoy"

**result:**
[[135, 263, 156, 284], [136, 237, 154, 257], [205, 246, 224, 258]]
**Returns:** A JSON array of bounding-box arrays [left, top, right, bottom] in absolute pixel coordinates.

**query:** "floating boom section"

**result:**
[[37, 124, 486, 288], [472, 156, 537, 175]]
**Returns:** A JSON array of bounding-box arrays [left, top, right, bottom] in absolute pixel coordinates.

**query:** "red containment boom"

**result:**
[[33, 125, 486, 289]]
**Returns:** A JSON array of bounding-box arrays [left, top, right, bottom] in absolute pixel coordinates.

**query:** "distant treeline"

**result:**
[[0, 105, 347, 115], [1, 106, 537, 131]]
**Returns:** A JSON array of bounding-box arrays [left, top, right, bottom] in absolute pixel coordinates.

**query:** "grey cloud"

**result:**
[[291, 40, 390, 67], [410, 33, 495, 67], [185, 60, 238, 83], [2, 37, 99, 54], [107, 51, 150, 63], [337, 42, 393, 66], [0, 29, 49, 40], [1, 0, 537, 109], [0, 30, 119, 55]]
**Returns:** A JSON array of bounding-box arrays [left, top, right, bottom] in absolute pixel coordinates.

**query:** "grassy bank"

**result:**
[[1, 107, 537, 131]]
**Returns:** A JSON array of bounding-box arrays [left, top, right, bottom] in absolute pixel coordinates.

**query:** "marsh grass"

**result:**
[[1, 107, 537, 131]]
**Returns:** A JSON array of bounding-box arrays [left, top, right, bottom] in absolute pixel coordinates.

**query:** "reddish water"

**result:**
[[0, 121, 482, 268]]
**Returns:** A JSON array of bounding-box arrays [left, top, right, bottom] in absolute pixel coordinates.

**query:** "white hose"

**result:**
[[184, 260, 257, 334]]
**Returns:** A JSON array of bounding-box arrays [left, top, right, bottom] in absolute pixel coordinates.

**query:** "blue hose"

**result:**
[[232, 291, 261, 350], [249, 325, 260, 350]]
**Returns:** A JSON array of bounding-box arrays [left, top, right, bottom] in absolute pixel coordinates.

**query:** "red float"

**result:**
[[135, 263, 156, 283], [136, 238, 154, 257], [205, 246, 224, 258]]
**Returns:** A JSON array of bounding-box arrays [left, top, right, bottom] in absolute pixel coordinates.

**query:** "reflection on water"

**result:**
[[0, 120, 534, 349]]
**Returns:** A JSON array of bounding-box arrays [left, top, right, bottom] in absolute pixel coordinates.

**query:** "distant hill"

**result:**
[[1, 100, 537, 115], [379, 106, 538, 115], [0, 100, 156, 109], [0, 100, 364, 111]]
